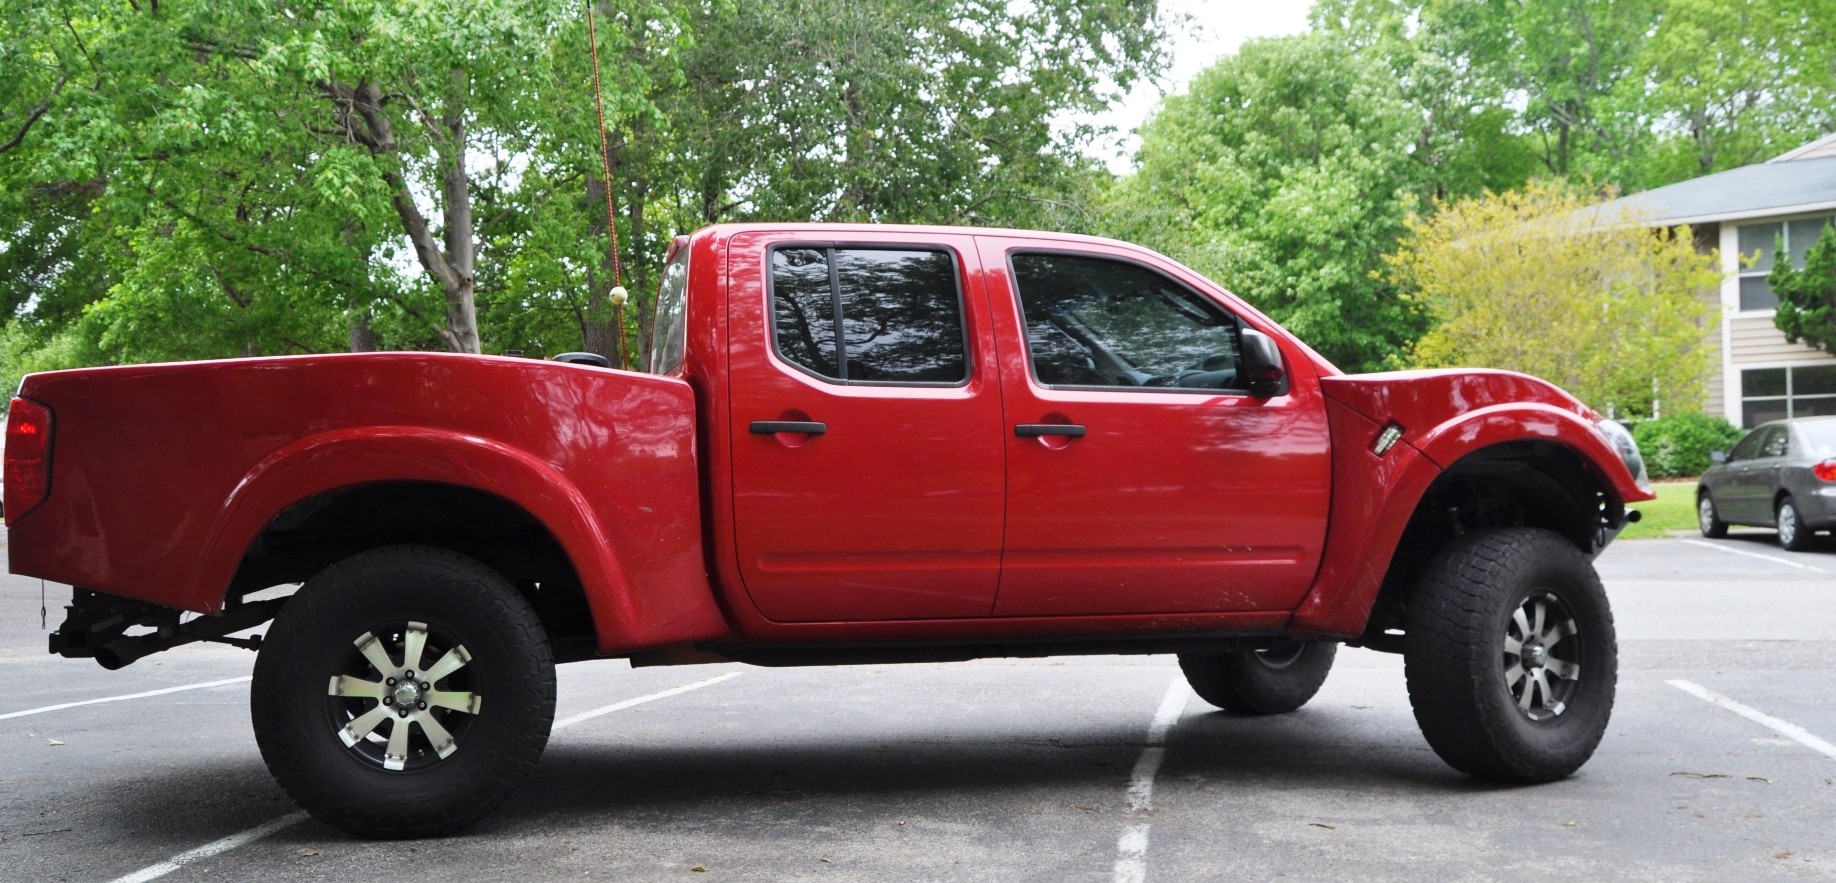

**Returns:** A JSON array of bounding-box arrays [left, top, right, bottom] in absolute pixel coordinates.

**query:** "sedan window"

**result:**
[[1759, 426, 1790, 458], [1729, 428, 1767, 461]]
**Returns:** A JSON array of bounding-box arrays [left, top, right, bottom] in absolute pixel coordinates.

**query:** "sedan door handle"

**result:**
[[1014, 423, 1087, 438], [750, 420, 827, 435]]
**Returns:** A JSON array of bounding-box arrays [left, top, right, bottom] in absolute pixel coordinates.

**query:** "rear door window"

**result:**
[[770, 247, 968, 385]]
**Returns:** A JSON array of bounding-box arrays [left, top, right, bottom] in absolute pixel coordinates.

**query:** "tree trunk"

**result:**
[[349, 314, 378, 352], [330, 76, 481, 354]]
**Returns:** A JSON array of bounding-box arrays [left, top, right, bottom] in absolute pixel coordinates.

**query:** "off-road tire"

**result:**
[[1404, 528, 1616, 783], [1777, 496, 1813, 551], [1697, 492, 1728, 539], [251, 546, 556, 838], [1179, 642, 1337, 715]]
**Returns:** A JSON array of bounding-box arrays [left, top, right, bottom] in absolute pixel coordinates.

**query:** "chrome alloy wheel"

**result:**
[[1503, 592, 1582, 721], [326, 621, 482, 772], [1699, 498, 1717, 534]]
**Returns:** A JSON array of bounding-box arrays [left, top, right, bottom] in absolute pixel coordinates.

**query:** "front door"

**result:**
[[728, 232, 1007, 622], [978, 240, 1332, 617]]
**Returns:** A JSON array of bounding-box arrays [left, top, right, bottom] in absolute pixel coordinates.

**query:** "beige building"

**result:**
[[1613, 133, 1836, 427]]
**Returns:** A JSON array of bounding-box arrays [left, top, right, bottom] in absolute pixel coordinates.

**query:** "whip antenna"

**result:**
[[586, 3, 628, 367]]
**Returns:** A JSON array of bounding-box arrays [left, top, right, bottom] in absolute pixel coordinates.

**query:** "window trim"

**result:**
[[1738, 362, 1836, 428], [765, 241, 974, 389], [1733, 213, 1836, 316], [1005, 247, 1258, 396]]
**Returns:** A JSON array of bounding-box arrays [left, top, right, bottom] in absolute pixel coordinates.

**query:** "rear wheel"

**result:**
[[1697, 493, 1728, 538], [251, 546, 556, 838], [1179, 642, 1337, 714], [1777, 496, 1813, 551], [1404, 528, 1616, 782]]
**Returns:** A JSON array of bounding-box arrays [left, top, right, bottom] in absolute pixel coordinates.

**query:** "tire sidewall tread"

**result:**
[[251, 545, 556, 839], [1403, 528, 1617, 783]]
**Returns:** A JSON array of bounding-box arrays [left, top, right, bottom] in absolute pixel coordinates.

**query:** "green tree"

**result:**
[[1769, 224, 1836, 356], [1100, 33, 1430, 372], [1, 0, 1167, 375], [1387, 180, 1722, 417]]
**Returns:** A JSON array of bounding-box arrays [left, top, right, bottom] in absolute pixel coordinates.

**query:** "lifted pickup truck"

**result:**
[[6, 224, 1651, 838]]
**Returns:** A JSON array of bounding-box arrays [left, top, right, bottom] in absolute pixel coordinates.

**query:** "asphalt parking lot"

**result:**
[[2, 529, 1832, 882]]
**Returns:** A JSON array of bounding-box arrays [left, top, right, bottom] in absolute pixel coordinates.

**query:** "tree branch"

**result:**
[[0, 75, 69, 154]]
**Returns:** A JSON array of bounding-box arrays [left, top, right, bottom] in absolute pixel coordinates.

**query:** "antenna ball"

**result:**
[[610, 286, 628, 306]]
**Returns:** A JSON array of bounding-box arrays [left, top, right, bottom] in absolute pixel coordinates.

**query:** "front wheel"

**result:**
[[251, 546, 556, 838], [1698, 493, 1728, 538], [1777, 496, 1813, 551], [1179, 642, 1337, 715], [1404, 528, 1617, 782]]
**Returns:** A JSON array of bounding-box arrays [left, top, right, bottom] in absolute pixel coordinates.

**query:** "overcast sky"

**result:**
[[1087, 0, 1317, 173]]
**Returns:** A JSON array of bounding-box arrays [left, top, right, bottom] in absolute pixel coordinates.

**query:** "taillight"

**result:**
[[1815, 459, 1836, 482], [4, 397, 52, 521]]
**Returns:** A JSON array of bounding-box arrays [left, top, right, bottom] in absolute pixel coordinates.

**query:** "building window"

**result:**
[[1741, 364, 1836, 426], [1736, 216, 1835, 311]]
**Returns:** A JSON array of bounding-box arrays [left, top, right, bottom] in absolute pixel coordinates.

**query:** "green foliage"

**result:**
[[1099, 34, 1429, 372], [1770, 223, 1836, 356], [1387, 180, 1721, 417], [0, 0, 1166, 377], [1633, 412, 1744, 479]]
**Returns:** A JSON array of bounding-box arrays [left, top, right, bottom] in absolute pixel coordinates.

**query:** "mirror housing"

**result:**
[[1710, 450, 1728, 465], [1240, 329, 1287, 397]]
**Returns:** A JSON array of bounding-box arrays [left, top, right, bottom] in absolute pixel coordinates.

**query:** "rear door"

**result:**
[[727, 231, 1007, 622], [978, 238, 1332, 617], [1721, 426, 1780, 522]]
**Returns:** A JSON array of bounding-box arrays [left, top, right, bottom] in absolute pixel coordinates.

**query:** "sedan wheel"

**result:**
[[1697, 494, 1728, 539], [1777, 496, 1814, 552]]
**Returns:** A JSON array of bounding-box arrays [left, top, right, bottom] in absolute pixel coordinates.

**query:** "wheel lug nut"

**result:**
[[405, 670, 416, 679], [420, 683, 430, 691], [384, 697, 394, 706], [399, 708, 410, 718], [387, 677, 397, 686], [417, 701, 427, 709]]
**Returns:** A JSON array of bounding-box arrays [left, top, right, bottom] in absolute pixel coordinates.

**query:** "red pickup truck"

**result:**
[[5, 224, 1651, 838]]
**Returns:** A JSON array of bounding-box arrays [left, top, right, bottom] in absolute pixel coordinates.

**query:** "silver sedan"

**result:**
[[1697, 415, 1836, 550]]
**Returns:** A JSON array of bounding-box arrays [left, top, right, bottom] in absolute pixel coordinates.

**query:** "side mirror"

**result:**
[[553, 352, 612, 368], [1240, 329, 1287, 397], [1710, 451, 1728, 465]]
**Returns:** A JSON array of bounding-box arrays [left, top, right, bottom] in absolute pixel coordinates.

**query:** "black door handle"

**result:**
[[1014, 424, 1086, 438], [750, 421, 827, 435]]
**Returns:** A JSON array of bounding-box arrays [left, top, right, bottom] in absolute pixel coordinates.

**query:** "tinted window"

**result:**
[[1729, 428, 1767, 461], [771, 247, 966, 384], [772, 249, 840, 377], [1010, 253, 1242, 391], [1760, 426, 1791, 458]]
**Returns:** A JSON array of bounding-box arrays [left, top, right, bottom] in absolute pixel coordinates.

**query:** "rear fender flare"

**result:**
[[191, 427, 641, 647]]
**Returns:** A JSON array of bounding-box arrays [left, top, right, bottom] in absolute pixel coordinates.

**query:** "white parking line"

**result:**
[[107, 671, 744, 883], [109, 812, 309, 883], [1668, 679, 1836, 761], [1113, 677, 1190, 883], [553, 671, 741, 730], [1679, 539, 1830, 573], [0, 677, 252, 722]]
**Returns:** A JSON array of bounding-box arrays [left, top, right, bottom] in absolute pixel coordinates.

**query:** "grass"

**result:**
[[1618, 479, 1698, 539]]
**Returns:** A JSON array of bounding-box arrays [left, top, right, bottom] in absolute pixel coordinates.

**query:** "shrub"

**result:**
[[1633, 412, 1744, 479]]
